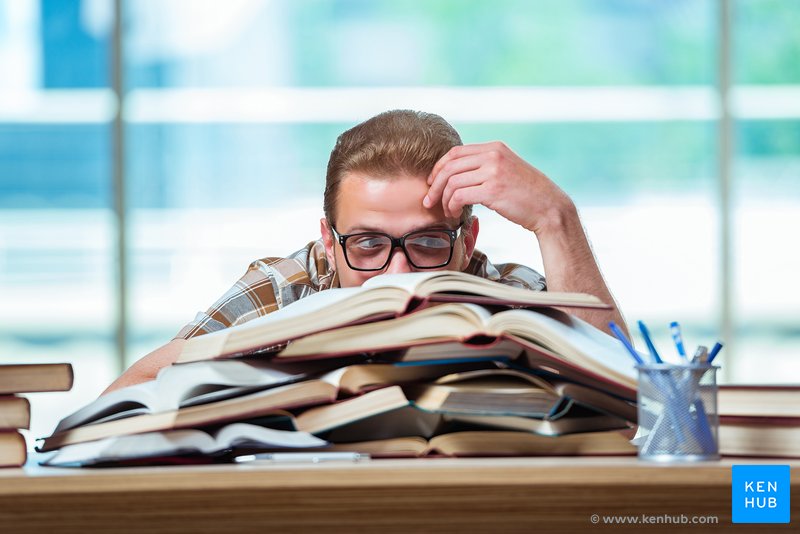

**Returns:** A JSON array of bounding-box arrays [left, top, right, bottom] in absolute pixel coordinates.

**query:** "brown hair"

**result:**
[[324, 109, 471, 225]]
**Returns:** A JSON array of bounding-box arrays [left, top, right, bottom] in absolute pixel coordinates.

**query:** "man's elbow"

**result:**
[[101, 338, 187, 396]]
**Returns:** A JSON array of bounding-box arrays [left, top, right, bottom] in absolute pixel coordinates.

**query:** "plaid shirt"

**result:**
[[175, 239, 547, 340]]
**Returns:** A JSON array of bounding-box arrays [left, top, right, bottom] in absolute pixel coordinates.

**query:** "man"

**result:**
[[104, 110, 625, 394]]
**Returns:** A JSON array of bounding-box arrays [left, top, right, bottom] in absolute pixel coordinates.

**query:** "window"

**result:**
[[3, 0, 798, 442]]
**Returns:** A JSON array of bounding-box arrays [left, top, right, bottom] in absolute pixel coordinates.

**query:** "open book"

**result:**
[[44, 428, 635, 465], [275, 304, 639, 399], [323, 430, 636, 457], [404, 368, 636, 422], [39, 379, 338, 451], [177, 270, 607, 363], [42, 422, 328, 467], [295, 385, 631, 440], [52, 357, 363, 434]]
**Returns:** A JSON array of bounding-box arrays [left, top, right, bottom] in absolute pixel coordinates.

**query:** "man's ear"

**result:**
[[461, 216, 479, 267], [320, 218, 337, 269]]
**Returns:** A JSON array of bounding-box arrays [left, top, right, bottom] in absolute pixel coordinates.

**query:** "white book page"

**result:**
[[216, 423, 327, 448], [156, 359, 305, 409], [490, 309, 638, 381], [231, 286, 370, 331], [43, 429, 214, 466], [361, 271, 444, 293], [44, 424, 328, 466], [179, 285, 413, 362], [52, 381, 158, 433]]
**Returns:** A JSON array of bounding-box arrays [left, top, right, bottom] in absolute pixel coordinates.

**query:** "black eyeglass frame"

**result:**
[[330, 223, 465, 272]]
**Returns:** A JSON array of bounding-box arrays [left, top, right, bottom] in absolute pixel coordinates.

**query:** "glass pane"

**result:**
[[735, 0, 800, 84], [125, 123, 331, 360], [125, 0, 715, 88], [732, 120, 800, 382], [0, 0, 115, 444]]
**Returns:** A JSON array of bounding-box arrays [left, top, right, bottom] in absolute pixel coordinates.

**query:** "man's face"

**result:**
[[321, 172, 479, 288]]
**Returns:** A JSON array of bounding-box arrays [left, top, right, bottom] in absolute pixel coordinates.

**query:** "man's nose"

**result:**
[[384, 246, 413, 274]]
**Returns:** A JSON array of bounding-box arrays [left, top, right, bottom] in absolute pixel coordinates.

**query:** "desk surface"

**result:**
[[2, 456, 797, 533]]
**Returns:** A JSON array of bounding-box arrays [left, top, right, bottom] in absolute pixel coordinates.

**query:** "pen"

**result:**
[[637, 320, 663, 364], [609, 322, 644, 364], [707, 342, 724, 364], [234, 451, 369, 464], [669, 321, 687, 360]]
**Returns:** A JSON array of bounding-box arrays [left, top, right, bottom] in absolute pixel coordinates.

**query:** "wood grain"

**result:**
[[1, 457, 797, 533]]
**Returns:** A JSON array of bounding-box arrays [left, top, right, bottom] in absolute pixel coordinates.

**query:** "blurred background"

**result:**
[[1, 0, 798, 443]]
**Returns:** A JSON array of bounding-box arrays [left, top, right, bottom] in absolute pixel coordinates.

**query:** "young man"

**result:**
[[104, 110, 625, 393]]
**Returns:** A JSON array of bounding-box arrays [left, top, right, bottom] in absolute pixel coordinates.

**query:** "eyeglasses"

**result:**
[[330, 223, 464, 271]]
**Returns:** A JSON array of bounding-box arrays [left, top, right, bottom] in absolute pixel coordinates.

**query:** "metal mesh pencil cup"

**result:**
[[636, 364, 720, 462]]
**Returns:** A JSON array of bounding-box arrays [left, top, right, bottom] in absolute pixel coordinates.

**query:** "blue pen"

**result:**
[[637, 320, 663, 364], [608, 322, 644, 364], [669, 321, 687, 360], [707, 342, 724, 364]]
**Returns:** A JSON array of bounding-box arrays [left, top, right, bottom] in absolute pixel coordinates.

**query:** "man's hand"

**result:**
[[424, 141, 628, 337], [424, 141, 573, 235]]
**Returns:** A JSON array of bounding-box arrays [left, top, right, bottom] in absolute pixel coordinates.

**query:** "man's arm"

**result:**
[[101, 338, 186, 395], [424, 141, 627, 336]]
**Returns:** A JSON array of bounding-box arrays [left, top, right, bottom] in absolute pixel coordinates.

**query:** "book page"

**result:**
[[179, 285, 411, 363], [489, 308, 638, 386], [278, 303, 492, 358], [44, 423, 327, 466], [52, 381, 158, 434], [364, 270, 605, 308], [361, 271, 442, 293]]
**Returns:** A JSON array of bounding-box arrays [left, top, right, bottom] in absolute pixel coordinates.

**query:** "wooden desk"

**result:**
[[1, 456, 796, 533]]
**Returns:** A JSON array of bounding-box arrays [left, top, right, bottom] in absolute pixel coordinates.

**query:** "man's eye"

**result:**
[[353, 237, 386, 249], [408, 235, 449, 249]]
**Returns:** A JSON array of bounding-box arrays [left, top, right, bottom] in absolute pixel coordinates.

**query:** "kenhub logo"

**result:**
[[732, 465, 791, 523]]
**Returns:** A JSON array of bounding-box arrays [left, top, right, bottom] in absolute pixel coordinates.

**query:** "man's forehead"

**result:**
[[345, 220, 457, 233], [335, 172, 458, 231]]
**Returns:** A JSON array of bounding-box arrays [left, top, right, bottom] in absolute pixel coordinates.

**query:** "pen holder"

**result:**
[[636, 364, 720, 462]]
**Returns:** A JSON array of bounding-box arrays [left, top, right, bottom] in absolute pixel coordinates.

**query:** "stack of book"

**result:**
[[1, 363, 73, 467], [40, 271, 641, 467], [719, 385, 800, 458]]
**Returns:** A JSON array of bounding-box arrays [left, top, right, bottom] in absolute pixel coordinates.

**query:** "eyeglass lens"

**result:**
[[345, 230, 452, 269]]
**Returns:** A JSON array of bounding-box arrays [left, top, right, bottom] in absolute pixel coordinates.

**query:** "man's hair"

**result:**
[[324, 109, 472, 225]]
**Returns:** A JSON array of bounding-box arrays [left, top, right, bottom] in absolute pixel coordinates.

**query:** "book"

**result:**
[[719, 385, 800, 418], [177, 270, 607, 363], [0, 363, 73, 394], [39, 379, 339, 452], [295, 385, 631, 440], [0, 430, 26, 467], [52, 357, 364, 434], [446, 412, 631, 437], [403, 368, 637, 422], [0, 395, 31, 430], [41, 361, 498, 451], [316, 430, 636, 458], [43, 427, 637, 466], [720, 416, 800, 458], [275, 304, 638, 399], [42, 422, 329, 467]]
